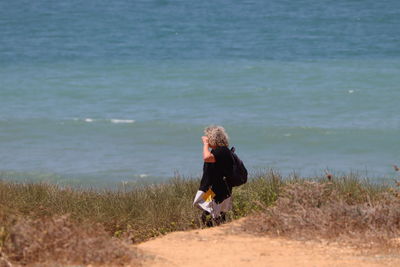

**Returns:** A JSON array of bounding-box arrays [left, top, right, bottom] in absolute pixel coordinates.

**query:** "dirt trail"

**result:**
[[136, 219, 400, 267]]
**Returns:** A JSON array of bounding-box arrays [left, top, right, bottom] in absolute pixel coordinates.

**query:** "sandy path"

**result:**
[[136, 220, 400, 267]]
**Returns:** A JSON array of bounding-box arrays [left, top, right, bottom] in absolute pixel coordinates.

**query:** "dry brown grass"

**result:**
[[1, 213, 140, 266], [244, 179, 400, 251]]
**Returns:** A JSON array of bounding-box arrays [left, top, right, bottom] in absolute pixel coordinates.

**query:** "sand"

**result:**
[[136, 219, 400, 267]]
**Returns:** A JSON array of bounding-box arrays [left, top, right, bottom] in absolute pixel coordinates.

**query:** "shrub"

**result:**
[[2, 215, 138, 266], [244, 179, 400, 249]]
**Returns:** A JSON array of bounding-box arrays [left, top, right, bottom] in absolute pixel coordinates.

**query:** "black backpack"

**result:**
[[227, 147, 248, 187]]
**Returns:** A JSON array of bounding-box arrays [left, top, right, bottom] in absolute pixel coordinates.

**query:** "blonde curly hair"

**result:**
[[204, 125, 229, 147]]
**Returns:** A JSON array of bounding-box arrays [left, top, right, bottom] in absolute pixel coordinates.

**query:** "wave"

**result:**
[[110, 119, 135, 124], [72, 118, 135, 124]]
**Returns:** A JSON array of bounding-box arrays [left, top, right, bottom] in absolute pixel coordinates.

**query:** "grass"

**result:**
[[0, 171, 399, 266], [244, 175, 400, 251]]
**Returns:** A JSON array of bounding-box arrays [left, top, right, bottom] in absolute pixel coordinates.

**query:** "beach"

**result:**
[[1, 0, 399, 265]]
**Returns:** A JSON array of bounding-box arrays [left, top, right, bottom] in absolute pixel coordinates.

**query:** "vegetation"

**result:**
[[0, 171, 399, 266], [245, 176, 400, 251]]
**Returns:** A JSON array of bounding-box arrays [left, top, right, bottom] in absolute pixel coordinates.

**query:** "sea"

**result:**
[[1, 0, 399, 188]]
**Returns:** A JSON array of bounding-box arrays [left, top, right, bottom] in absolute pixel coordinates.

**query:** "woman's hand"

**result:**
[[202, 136, 216, 162], [202, 136, 209, 145]]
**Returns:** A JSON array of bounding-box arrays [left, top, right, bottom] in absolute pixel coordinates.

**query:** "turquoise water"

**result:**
[[1, 1, 399, 187]]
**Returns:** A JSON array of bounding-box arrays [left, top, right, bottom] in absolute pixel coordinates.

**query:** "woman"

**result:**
[[193, 125, 233, 225]]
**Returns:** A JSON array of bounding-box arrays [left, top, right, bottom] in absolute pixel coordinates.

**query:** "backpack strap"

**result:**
[[222, 146, 236, 196]]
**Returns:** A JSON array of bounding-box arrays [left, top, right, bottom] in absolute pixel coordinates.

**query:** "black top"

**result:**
[[199, 146, 233, 203]]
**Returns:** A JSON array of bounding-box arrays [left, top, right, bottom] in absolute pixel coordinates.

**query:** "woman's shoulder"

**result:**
[[212, 146, 231, 158], [213, 145, 230, 152]]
